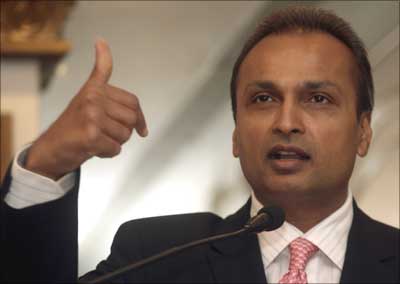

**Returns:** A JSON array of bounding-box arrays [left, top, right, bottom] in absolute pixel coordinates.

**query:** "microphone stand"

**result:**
[[83, 228, 248, 284], [80, 206, 284, 284]]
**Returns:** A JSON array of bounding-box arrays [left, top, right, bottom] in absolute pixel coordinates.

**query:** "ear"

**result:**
[[357, 112, 373, 157], [232, 127, 240, 158]]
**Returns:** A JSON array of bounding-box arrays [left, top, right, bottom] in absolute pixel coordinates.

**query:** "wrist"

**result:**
[[25, 141, 65, 181]]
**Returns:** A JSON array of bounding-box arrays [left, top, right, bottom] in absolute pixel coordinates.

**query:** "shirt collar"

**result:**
[[251, 190, 353, 270]]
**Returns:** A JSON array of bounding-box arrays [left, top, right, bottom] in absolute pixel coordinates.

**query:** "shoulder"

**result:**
[[355, 206, 399, 242], [341, 204, 399, 283], [111, 212, 223, 259], [120, 212, 222, 239], [353, 205, 399, 267]]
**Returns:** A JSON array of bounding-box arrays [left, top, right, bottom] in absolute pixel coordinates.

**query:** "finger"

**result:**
[[105, 85, 139, 111], [89, 38, 113, 84], [100, 116, 132, 145], [135, 104, 148, 137], [104, 97, 138, 130], [93, 133, 121, 158], [105, 85, 148, 137]]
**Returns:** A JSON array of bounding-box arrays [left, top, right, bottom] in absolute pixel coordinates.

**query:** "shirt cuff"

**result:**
[[4, 144, 77, 209]]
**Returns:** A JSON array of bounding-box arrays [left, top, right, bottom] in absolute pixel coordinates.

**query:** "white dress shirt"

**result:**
[[5, 146, 353, 284], [4, 145, 76, 209], [251, 190, 353, 283]]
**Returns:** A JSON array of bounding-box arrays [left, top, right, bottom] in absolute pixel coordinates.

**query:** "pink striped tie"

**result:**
[[279, 237, 318, 284]]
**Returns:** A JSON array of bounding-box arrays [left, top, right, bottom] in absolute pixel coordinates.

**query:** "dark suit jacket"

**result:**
[[1, 166, 399, 283]]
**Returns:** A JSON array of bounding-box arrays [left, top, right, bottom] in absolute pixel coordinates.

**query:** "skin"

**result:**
[[25, 39, 148, 180], [232, 31, 372, 232]]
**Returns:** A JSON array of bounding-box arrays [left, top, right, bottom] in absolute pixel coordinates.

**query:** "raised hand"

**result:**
[[25, 39, 148, 180]]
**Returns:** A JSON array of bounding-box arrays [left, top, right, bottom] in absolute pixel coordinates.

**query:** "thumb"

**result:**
[[89, 38, 113, 84]]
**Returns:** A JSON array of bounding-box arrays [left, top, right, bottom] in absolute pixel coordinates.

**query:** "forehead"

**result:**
[[237, 31, 358, 94]]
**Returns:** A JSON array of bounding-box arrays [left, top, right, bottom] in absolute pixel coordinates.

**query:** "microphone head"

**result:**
[[257, 206, 285, 231], [244, 205, 285, 233]]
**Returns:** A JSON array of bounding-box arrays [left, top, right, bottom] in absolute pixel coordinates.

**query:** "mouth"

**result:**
[[267, 144, 311, 173], [267, 145, 311, 160]]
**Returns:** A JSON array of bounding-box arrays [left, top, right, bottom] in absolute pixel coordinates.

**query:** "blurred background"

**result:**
[[1, 0, 398, 275]]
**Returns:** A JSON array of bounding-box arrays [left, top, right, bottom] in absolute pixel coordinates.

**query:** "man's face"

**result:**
[[233, 32, 372, 202]]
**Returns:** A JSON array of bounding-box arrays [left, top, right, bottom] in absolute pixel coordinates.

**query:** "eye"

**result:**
[[309, 93, 330, 104], [252, 94, 274, 104]]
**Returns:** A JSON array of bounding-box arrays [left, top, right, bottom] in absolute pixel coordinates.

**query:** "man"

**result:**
[[1, 6, 398, 283]]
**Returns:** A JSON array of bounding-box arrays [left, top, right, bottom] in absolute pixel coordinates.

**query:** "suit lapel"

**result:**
[[205, 199, 267, 283], [205, 199, 397, 283], [340, 201, 397, 283]]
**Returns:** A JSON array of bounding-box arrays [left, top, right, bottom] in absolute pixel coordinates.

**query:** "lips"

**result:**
[[267, 144, 311, 160], [267, 144, 311, 173]]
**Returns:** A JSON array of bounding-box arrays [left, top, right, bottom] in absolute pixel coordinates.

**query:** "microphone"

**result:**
[[83, 206, 285, 284], [244, 205, 285, 233]]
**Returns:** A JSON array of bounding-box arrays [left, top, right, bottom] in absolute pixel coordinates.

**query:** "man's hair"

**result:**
[[230, 6, 374, 122]]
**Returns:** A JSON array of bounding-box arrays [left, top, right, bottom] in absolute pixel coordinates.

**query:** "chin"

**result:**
[[261, 176, 316, 196]]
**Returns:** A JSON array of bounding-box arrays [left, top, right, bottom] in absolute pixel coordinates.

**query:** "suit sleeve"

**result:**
[[1, 163, 80, 282]]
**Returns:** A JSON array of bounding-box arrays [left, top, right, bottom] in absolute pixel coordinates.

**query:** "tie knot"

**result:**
[[288, 237, 318, 271]]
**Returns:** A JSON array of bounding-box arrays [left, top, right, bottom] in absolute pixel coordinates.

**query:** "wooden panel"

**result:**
[[1, 113, 13, 182], [1, 40, 71, 56]]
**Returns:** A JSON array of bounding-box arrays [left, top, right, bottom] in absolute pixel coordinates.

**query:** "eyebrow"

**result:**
[[245, 80, 342, 94], [246, 81, 278, 92], [302, 80, 342, 93]]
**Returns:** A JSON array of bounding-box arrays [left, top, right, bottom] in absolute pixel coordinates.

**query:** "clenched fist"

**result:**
[[25, 39, 148, 180]]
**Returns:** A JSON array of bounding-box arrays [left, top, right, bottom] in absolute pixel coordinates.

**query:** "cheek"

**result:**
[[235, 120, 270, 173], [237, 118, 268, 151], [312, 123, 359, 169], [236, 120, 271, 191]]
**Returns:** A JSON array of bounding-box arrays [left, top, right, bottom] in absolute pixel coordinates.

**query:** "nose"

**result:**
[[272, 100, 304, 136]]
